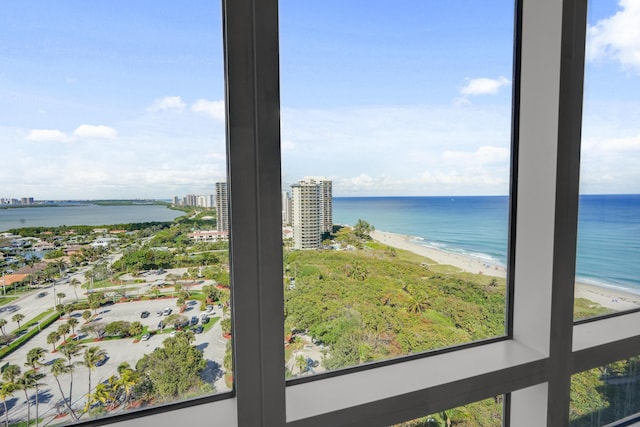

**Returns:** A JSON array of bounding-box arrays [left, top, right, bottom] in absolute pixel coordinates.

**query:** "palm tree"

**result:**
[[22, 370, 45, 427], [56, 292, 66, 305], [70, 278, 81, 301], [21, 352, 47, 427], [60, 342, 82, 408], [114, 368, 138, 409], [406, 292, 428, 313], [53, 258, 66, 278], [1, 364, 20, 384], [11, 313, 25, 328], [0, 382, 15, 427], [82, 346, 108, 404], [84, 382, 111, 412], [84, 270, 95, 293], [82, 310, 92, 323], [67, 318, 79, 336], [57, 323, 71, 341], [50, 359, 78, 421], [0, 319, 6, 336], [25, 347, 46, 370], [47, 331, 61, 351], [16, 373, 33, 427]]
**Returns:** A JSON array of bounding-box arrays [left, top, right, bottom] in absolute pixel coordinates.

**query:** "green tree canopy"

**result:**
[[136, 331, 205, 400], [353, 219, 375, 240]]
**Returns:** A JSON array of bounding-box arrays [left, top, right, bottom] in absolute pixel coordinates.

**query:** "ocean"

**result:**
[[0, 203, 183, 232], [333, 195, 640, 294]]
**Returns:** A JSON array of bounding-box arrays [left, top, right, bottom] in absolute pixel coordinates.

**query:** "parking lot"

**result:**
[[2, 297, 229, 422]]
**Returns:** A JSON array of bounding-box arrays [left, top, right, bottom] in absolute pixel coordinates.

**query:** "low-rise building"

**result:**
[[188, 230, 229, 242]]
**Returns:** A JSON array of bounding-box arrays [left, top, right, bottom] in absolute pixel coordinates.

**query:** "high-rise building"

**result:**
[[184, 194, 198, 207], [215, 182, 229, 233], [282, 190, 292, 226], [197, 194, 214, 208], [291, 177, 332, 250], [311, 177, 333, 233]]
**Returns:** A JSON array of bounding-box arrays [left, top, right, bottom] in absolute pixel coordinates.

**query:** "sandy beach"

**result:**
[[371, 229, 640, 312]]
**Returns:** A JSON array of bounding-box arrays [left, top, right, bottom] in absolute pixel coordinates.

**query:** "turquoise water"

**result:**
[[334, 195, 640, 293], [0, 203, 182, 232]]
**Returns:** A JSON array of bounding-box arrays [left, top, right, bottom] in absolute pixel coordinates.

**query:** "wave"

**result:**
[[410, 237, 506, 268], [576, 275, 640, 295]]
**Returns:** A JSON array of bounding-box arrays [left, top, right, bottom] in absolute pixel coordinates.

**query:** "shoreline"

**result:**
[[371, 229, 640, 311]]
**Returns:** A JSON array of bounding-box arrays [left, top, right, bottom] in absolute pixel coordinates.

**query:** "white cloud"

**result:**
[[443, 146, 510, 165], [281, 140, 296, 151], [147, 96, 186, 112], [191, 99, 225, 122], [588, 0, 640, 73], [281, 104, 512, 196], [73, 124, 117, 139], [25, 129, 69, 142], [601, 135, 640, 152], [460, 76, 511, 96]]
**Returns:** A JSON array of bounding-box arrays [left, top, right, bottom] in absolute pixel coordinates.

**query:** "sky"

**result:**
[[0, 0, 639, 199]]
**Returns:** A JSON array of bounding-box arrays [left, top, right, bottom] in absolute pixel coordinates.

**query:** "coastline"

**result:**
[[371, 230, 640, 311]]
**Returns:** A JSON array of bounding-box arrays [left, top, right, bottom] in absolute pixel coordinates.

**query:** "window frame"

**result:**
[[68, 0, 640, 426]]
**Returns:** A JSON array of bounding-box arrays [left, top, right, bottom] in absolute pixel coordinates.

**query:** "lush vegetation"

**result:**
[[570, 357, 640, 427], [7, 222, 173, 238], [135, 331, 207, 400], [285, 246, 506, 369], [285, 222, 631, 425]]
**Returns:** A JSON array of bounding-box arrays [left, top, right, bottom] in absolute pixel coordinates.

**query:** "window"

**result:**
[[574, 0, 640, 321], [0, 1, 231, 425], [3, 0, 640, 426], [571, 357, 640, 426], [390, 397, 504, 427], [280, 0, 515, 377]]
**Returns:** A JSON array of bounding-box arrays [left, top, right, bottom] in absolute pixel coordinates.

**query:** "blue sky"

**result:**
[[0, 0, 638, 199]]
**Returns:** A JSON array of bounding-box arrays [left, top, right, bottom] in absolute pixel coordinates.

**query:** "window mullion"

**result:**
[[223, 0, 286, 425], [546, 0, 588, 424], [509, 0, 564, 424]]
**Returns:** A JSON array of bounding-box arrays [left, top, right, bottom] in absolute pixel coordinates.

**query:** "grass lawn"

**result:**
[[0, 296, 19, 306]]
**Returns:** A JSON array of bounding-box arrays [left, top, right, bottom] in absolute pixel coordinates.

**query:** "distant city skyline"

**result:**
[[1, 1, 638, 199]]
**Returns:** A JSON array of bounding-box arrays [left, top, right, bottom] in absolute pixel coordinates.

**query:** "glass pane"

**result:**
[[281, 0, 514, 377], [574, 0, 640, 321], [390, 396, 503, 427], [570, 357, 640, 426], [0, 1, 230, 424]]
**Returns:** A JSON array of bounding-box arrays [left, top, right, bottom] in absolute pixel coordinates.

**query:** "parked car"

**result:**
[[190, 316, 198, 325], [140, 311, 150, 318], [194, 325, 204, 334], [141, 333, 151, 341], [95, 355, 109, 367], [157, 321, 165, 330], [201, 316, 210, 324], [163, 307, 172, 316]]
